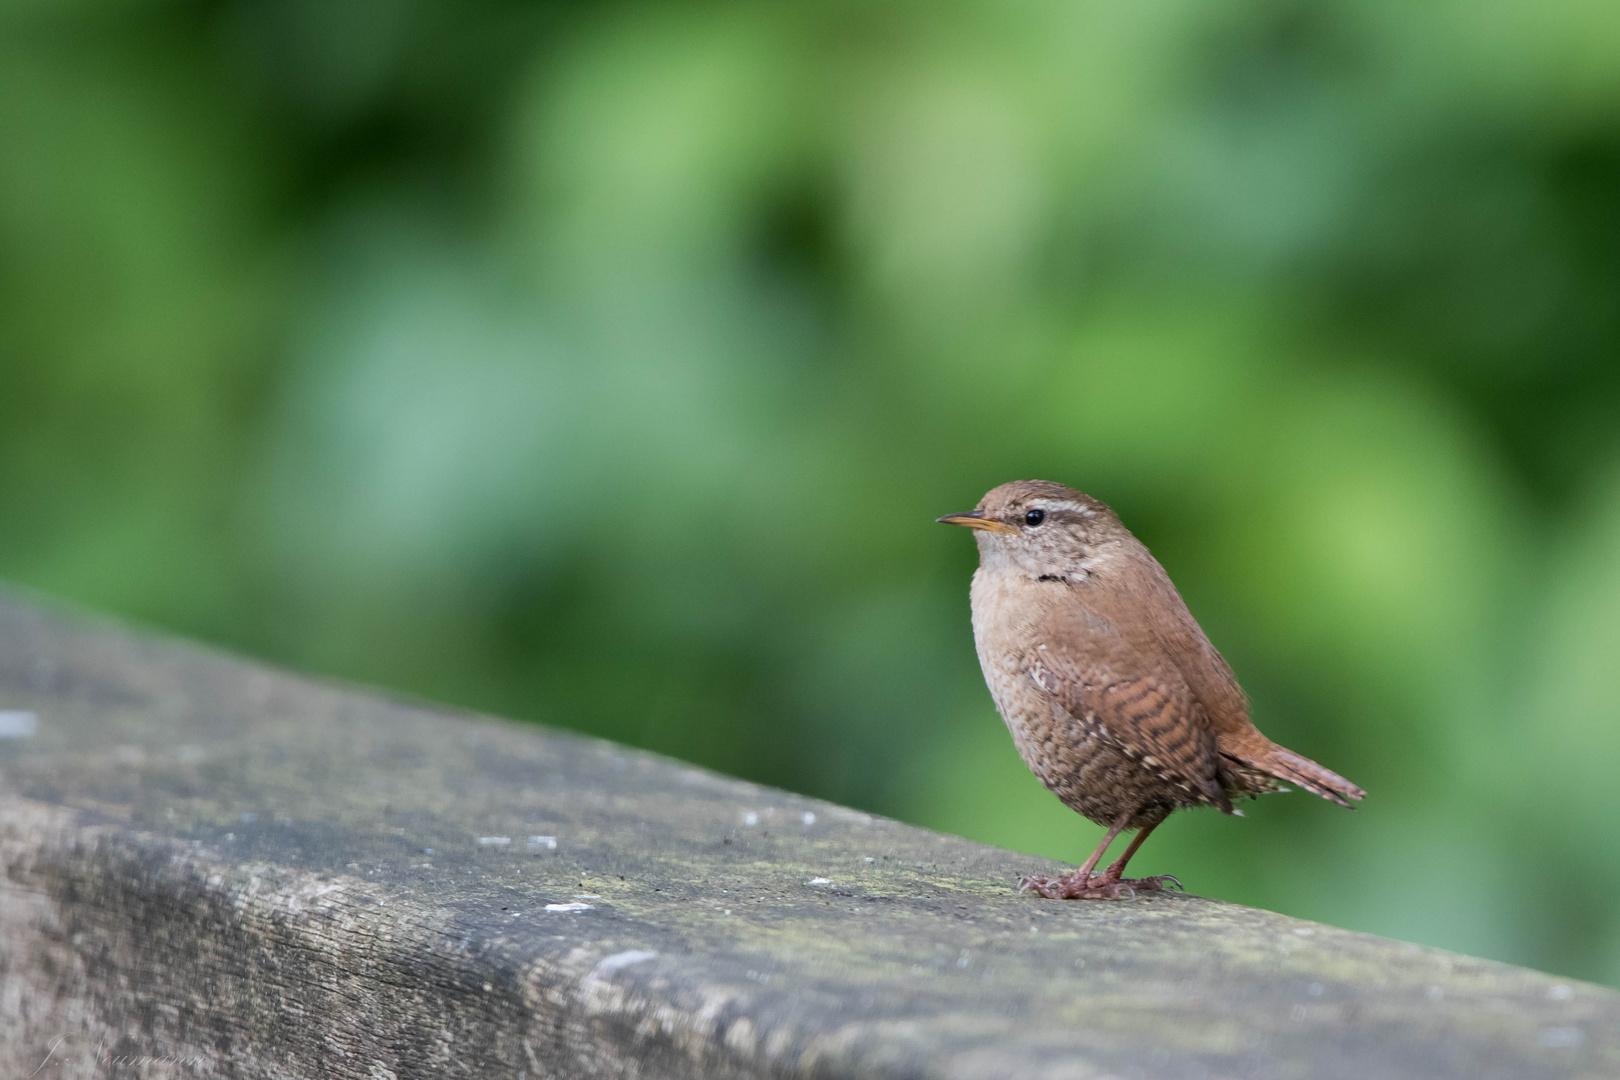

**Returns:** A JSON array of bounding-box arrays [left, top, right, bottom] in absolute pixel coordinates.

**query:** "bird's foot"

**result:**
[[1018, 871, 1182, 900]]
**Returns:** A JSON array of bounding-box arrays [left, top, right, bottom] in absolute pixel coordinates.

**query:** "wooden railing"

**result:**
[[0, 590, 1612, 1079]]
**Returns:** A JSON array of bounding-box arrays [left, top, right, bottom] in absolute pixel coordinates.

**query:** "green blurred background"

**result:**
[[4, 0, 1620, 983]]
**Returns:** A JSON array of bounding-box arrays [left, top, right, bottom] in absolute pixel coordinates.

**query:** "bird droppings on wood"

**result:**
[[0, 591, 1615, 1080]]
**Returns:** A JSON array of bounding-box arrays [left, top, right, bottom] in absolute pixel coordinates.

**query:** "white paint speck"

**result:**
[[801, 812, 817, 826], [478, 836, 511, 846], [544, 902, 593, 913], [808, 878, 831, 885], [1426, 986, 1444, 1002], [527, 836, 557, 850], [0, 711, 39, 738], [864, 857, 875, 863], [1292, 927, 1314, 936], [743, 812, 759, 827], [574, 894, 601, 900], [1548, 984, 1574, 1001]]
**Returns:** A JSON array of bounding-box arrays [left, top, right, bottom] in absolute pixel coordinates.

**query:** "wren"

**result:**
[[939, 480, 1364, 899]]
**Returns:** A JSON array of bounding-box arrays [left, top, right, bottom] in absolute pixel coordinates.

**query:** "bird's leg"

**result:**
[[1092, 821, 1181, 893], [1019, 813, 1181, 900], [1018, 811, 1130, 899]]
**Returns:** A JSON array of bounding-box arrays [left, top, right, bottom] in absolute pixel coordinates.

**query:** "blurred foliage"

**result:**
[[3, 0, 1620, 983]]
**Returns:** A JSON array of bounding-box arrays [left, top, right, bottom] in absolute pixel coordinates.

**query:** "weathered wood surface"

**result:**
[[0, 592, 1614, 1080]]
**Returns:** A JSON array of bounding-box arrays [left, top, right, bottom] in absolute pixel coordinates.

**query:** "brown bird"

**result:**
[[939, 479, 1364, 899]]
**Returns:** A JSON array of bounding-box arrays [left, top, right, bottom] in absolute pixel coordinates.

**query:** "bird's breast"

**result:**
[[967, 567, 1174, 826], [969, 568, 1062, 755]]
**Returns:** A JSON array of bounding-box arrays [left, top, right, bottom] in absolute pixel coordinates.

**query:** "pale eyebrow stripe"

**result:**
[[1037, 501, 1094, 518]]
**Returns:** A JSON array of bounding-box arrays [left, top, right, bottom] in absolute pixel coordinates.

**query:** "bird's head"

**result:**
[[936, 479, 1120, 580]]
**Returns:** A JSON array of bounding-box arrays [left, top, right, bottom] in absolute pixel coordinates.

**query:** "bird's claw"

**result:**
[[1146, 874, 1183, 891], [1017, 871, 1182, 901]]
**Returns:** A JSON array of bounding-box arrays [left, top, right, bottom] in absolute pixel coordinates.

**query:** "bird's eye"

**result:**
[[1024, 509, 1046, 527]]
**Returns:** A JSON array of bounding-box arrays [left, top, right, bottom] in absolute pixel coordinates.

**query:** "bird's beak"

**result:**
[[935, 511, 1018, 534]]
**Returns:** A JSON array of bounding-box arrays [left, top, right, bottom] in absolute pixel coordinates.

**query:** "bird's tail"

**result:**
[[1219, 733, 1365, 808]]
